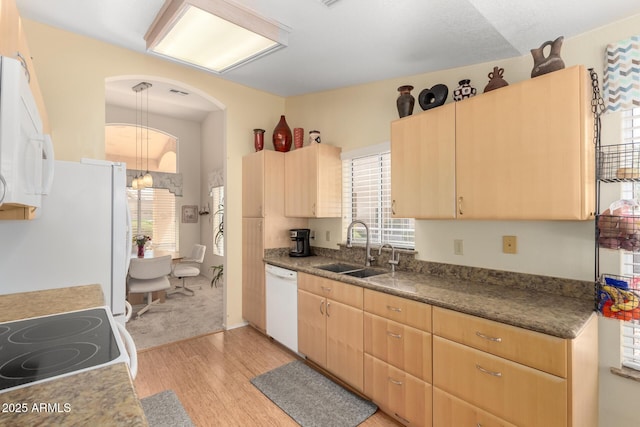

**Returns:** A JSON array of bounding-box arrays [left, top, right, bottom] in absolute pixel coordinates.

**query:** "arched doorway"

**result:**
[[105, 75, 227, 349]]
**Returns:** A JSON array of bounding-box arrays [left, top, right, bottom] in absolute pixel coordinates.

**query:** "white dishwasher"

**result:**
[[265, 264, 298, 353]]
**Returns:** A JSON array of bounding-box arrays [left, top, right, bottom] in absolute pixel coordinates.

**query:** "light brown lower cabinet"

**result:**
[[297, 285, 597, 427], [433, 336, 567, 427], [364, 354, 432, 427], [433, 388, 517, 427], [297, 273, 364, 392]]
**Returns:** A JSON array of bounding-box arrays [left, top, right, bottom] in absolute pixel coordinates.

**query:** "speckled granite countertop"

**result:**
[[0, 285, 148, 426], [265, 255, 595, 339]]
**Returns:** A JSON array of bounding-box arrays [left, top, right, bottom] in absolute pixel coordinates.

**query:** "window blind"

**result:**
[[621, 107, 640, 370], [342, 148, 414, 249], [127, 187, 178, 252]]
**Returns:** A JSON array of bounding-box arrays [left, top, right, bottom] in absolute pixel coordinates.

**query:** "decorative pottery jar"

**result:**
[[483, 67, 509, 93], [272, 115, 292, 152], [419, 84, 448, 110], [453, 79, 477, 101], [253, 128, 265, 152], [530, 36, 565, 78], [309, 130, 321, 144], [293, 128, 304, 149], [396, 85, 415, 118]]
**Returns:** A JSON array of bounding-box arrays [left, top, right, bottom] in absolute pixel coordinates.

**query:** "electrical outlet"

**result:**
[[503, 235, 517, 254], [310, 230, 316, 239], [454, 239, 463, 255]]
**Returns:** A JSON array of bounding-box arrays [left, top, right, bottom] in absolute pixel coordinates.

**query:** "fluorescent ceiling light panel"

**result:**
[[145, 0, 289, 73]]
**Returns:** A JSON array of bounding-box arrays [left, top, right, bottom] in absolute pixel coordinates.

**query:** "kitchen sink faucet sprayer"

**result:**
[[346, 220, 375, 266], [378, 243, 400, 274]]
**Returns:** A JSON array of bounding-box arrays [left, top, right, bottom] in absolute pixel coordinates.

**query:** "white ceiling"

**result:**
[[15, 0, 640, 119]]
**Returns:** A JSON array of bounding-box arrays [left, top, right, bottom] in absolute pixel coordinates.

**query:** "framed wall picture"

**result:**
[[182, 205, 198, 223]]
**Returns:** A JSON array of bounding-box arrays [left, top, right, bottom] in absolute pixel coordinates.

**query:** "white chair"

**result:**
[[170, 244, 206, 296], [127, 255, 172, 318]]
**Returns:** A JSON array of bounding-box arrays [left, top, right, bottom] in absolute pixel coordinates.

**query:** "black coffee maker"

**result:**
[[289, 229, 311, 257]]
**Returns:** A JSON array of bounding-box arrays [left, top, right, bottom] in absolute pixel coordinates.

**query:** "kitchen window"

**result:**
[[127, 187, 178, 252], [342, 142, 415, 249], [620, 107, 640, 371]]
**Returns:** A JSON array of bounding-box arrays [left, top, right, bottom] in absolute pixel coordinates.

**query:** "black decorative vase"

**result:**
[[396, 85, 415, 118], [419, 84, 448, 110]]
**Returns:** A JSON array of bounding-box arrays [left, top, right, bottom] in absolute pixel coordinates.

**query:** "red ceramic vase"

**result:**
[[272, 115, 292, 152], [253, 128, 265, 151], [293, 127, 304, 149], [137, 245, 145, 258]]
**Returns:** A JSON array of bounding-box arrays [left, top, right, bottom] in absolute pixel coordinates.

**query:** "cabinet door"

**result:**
[[364, 354, 432, 427], [314, 144, 342, 218], [242, 218, 266, 330], [285, 145, 317, 217], [391, 103, 456, 218], [285, 144, 342, 218], [364, 313, 432, 382], [326, 299, 364, 391], [297, 289, 327, 367], [433, 388, 517, 427], [242, 152, 266, 217], [433, 336, 567, 427], [455, 65, 594, 220]]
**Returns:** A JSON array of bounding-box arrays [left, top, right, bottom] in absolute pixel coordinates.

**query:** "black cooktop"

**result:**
[[0, 307, 121, 392]]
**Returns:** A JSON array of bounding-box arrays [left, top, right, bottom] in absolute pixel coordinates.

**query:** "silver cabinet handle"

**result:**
[[392, 200, 396, 215], [386, 305, 402, 313], [388, 377, 403, 386], [458, 196, 464, 215], [326, 302, 331, 317], [320, 300, 325, 315], [386, 331, 402, 339], [476, 364, 502, 377], [312, 203, 316, 216], [321, 286, 332, 293], [475, 331, 502, 343]]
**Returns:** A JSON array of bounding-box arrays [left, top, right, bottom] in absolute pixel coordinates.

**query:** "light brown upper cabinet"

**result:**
[[391, 103, 456, 219], [243, 150, 286, 218], [390, 65, 595, 220], [285, 144, 342, 218], [456, 65, 594, 220]]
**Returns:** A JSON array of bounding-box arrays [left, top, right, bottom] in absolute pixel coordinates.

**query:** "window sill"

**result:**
[[610, 366, 640, 382]]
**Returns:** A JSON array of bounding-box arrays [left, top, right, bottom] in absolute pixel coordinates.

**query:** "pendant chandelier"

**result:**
[[132, 81, 153, 190]]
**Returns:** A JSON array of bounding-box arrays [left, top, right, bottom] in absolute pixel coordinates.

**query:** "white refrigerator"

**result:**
[[0, 159, 131, 323]]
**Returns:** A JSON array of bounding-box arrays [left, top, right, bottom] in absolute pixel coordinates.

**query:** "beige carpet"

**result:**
[[126, 274, 224, 350]]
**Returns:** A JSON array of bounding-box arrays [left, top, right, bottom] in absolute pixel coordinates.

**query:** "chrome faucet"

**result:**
[[346, 220, 375, 267], [378, 243, 400, 274]]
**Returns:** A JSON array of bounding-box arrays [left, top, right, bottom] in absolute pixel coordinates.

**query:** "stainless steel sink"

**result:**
[[342, 268, 387, 278], [314, 263, 387, 278], [315, 263, 363, 273]]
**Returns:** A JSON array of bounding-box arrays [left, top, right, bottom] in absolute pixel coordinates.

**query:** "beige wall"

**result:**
[[23, 19, 285, 330]]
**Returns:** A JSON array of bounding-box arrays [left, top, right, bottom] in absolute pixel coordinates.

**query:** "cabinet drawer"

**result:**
[[298, 273, 363, 308], [432, 307, 567, 377], [364, 354, 431, 427], [364, 289, 431, 332], [433, 336, 567, 427], [433, 387, 517, 427], [364, 313, 431, 382]]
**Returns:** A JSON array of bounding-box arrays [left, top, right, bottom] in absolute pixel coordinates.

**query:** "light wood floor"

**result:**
[[134, 326, 400, 426]]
